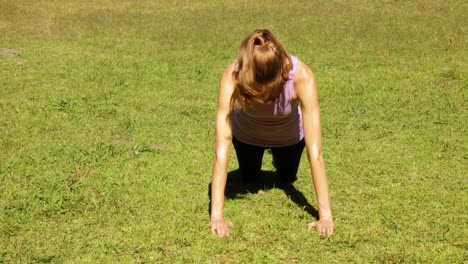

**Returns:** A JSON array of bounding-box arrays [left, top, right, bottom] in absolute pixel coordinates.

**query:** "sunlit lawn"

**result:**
[[0, 0, 466, 262]]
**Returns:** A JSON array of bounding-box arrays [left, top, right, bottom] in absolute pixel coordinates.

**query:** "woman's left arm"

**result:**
[[295, 62, 335, 238]]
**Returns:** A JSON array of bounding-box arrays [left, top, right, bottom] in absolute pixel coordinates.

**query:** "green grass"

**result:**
[[0, 0, 466, 262]]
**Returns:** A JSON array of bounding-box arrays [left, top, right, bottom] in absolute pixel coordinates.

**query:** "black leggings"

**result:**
[[232, 137, 306, 182]]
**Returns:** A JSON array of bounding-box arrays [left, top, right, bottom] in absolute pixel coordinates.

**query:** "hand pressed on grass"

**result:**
[[211, 219, 234, 237], [308, 216, 334, 238]]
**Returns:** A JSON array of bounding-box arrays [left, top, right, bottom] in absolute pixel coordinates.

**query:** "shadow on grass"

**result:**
[[208, 169, 318, 219]]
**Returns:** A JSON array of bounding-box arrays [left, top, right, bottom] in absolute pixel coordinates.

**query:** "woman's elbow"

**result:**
[[214, 146, 230, 163], [307, 145, 324, 162]]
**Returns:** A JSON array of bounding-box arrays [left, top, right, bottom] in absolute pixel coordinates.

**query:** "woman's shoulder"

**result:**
[[218, 63, 236, 97], [294, 61, 316, 85], [292, 60, 318, 100], [221, 62, 236, 79], [218, 63, 236, 88]]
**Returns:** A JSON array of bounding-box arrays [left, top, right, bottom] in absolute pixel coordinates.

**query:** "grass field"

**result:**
[[0, 0, 466, 262]]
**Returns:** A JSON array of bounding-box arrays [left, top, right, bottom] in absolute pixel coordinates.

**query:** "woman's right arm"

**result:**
[[210, 63, 235, 237]]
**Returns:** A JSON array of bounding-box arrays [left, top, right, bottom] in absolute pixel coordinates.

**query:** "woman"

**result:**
[[210, 29, 334, 238]]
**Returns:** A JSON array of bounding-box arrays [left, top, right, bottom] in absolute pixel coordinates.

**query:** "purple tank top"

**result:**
[[233, 56, 304, 147]]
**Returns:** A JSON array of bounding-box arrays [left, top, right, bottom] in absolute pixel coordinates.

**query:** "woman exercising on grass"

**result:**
[[210, 29, 334, 238]]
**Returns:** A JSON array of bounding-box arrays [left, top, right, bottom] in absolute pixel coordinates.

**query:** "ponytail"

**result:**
[[230, 29, 292, 112]]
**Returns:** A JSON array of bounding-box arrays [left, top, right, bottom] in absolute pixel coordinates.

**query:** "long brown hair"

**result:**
[[231, 29, 292, 112]]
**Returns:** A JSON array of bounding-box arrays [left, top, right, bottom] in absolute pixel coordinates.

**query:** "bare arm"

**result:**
[[210, 63, 235, 237], [295, 62, 334, 237]]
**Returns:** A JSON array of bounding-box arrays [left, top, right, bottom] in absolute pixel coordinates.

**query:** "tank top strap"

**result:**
[[284, 55, 299, 100], [288, 56, 299, 79]]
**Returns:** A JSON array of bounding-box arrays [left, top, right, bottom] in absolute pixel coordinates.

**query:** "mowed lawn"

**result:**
[[0, 0, 466, 262]]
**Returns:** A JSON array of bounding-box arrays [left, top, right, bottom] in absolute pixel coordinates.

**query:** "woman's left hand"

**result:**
[[307, 216, 335, 238]]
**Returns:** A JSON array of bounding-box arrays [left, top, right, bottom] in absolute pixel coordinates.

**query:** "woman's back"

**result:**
[[232, 56, 304, 147]]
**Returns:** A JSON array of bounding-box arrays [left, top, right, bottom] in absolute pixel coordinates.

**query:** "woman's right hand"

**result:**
[[210, 218, 234, 237]]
